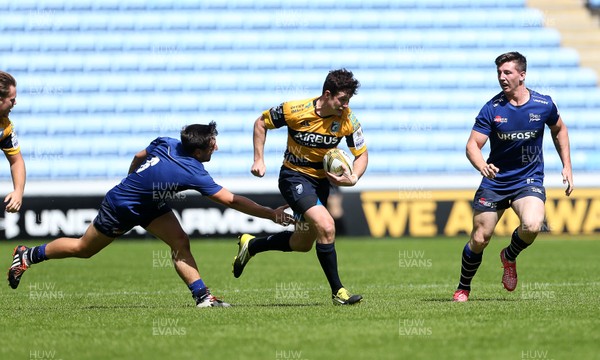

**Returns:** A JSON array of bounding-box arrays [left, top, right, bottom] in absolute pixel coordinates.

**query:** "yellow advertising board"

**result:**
[[360, 188, 600, 237]]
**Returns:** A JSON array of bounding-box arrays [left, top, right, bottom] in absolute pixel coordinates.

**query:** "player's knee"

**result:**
[[470, 232, 492, 249], [521, 220, 543, 234]]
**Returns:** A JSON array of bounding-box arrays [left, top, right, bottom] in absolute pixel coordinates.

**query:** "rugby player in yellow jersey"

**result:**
[[233, 69, 368, 305], [0, 71, 25, 213]]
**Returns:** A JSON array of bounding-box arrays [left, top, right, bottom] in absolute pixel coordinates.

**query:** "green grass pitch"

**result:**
[[1, 236, 598, 359]]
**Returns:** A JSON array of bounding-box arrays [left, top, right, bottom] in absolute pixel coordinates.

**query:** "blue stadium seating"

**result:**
[[0, 0, 598, 182]]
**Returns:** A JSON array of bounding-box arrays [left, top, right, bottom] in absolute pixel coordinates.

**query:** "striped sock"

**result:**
[[458, 243, 483, 291], [188, 279, 207, 300], [504, 227, 530, 262], [27, 244, 49, 265]]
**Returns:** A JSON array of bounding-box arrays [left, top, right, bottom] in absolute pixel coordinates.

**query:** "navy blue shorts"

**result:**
[[93, 197, 172, 238], [278, 166, 330, 218], [472, 185, 546, 212]]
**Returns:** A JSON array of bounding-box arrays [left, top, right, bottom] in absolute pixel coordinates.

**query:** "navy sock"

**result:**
[[316, 243, 343, 294], [248, 231, 293, 256], [188, 279, 207, 300], [504, 227, 531, 262], [27, 244, 49, 265], [458, 243, 483, 291]]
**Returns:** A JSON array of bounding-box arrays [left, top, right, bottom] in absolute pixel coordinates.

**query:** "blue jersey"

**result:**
[[473, 89, 559, 191], [105, 137, 222, 216]]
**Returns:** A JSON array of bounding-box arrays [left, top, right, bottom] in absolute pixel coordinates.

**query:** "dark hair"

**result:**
[[0, 71, 17, 99], [180, 121, 218, 153], [495, 52, 527, 73], [322, 68, 360, 96]]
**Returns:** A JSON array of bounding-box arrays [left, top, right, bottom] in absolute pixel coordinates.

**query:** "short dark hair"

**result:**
[[495, 52, 527, 73], [322, 68, 360, 96], [180, 121, 218, 153], [0, 71, 17, 99]]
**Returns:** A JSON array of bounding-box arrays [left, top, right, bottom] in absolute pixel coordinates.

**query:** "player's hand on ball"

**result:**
[[481, 163, 499, 179], [326, 164, 358, 187], [251, 160, 266, 177]]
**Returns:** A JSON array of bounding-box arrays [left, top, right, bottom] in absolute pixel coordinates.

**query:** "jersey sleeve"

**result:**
[[344, 110, 367, 156], [546, 99, 560, 126], [145, 137, 164, 154], [0, 121, 21, 156], [472, 104, 493, 136], [262, 103, 287, 129], [191, 170, 223, 196]]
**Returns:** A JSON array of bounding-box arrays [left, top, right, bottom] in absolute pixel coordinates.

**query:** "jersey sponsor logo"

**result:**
[[292, 131, 340, 148], [530, 186, 543, 195], [478, 197, 497, 209], [290, 101, 312, 114], [529, 113, 542, 122], [494, 116, 508, 123], [353, 126, 365, 150], [532, 98, 549, 105], [270, 105, 284, 122], [496, 130, 539, 141], [295, 184, 303, 194]]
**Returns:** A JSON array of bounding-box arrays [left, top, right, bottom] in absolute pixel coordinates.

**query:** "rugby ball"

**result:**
[[323, 148, 353, 175]]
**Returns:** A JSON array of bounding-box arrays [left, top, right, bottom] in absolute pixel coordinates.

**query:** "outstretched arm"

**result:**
[[549, 116, 573, 196], [4, 152, 25, 212], [251, 114, 268, 177], [208, 188, 293, 225]]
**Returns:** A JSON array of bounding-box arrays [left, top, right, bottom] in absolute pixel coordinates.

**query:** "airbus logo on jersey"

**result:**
[[293, 132, 339, 147], [497, 130, 539, 141]]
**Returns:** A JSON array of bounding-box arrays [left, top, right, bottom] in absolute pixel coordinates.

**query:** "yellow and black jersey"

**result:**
[[263, 97, 367, 178], [0, 116, 20, 156]]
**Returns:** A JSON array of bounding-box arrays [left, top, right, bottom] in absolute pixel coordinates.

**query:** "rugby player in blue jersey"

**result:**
[[0, 71, 25, 213], [7, 122, 293, 307], [453, 52, 573, 302], [232, 69, 368, 305]]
